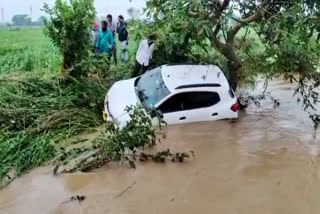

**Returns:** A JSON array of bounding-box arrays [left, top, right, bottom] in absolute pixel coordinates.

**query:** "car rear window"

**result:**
[[158, 92, 221, 113]]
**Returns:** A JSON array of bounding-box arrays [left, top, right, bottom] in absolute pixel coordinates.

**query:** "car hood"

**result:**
[[107, 78, 139, 126]]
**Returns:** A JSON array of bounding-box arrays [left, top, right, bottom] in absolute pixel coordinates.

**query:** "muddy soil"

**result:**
[[0, 79, 319, 214]]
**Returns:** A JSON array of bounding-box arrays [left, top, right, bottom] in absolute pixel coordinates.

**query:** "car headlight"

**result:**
[[102, 111, 107, 121]]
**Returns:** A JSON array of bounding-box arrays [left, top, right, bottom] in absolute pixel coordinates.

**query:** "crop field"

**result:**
[[0, 26, 138, 75], [0, 26, 131, 186], [0, 27, 60, 75]]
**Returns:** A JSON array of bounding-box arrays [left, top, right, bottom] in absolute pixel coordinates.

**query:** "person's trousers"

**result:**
[[120, 41, 129, 63], [112, 45, 117, 65], [133, 60, 149, 77]]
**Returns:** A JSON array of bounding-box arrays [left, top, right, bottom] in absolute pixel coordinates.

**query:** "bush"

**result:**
[[43, 0, 96, 76], [58, 106, 192, 173]]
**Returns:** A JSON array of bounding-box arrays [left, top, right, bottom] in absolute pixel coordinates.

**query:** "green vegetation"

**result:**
[[56, 106, 192, 174], [0, 27, 60, 74], [0, 18, 142, 187], [143, 0, 320, 127], [0, 26, 60, 186], [145, 0, 320, 89], [0, 70, 111, 186], [0, 25, 130, 186], [43, 0, 96, 76]]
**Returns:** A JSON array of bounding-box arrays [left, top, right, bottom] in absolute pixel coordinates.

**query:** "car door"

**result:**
[[156, 93, 187, 124], [157, 91, 221, 125]]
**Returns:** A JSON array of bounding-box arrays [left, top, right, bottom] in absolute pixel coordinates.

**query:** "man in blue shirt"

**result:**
[[95, 20, 114, 57]]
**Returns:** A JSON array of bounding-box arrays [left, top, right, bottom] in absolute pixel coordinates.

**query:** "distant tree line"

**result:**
[[8, 14, 45, 26]]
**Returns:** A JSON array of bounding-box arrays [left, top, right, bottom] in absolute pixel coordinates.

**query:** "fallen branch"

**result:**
[[114, 181, 136, 199]]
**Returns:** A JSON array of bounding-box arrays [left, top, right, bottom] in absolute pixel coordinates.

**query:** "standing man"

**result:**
[[95, 20, 114, 59], [133, 34, 156, 77], [106, 14, 117, 65], [117, 15, 129, 64]]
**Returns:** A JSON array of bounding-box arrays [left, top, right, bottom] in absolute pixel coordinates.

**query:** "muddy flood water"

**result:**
[[1, 78, 320, 214]]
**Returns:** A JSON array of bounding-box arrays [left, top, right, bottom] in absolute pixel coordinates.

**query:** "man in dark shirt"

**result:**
[[117, 15, 129, 63]]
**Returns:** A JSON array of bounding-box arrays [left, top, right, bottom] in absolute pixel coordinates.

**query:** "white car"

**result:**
[[104, 64, 238, 127]]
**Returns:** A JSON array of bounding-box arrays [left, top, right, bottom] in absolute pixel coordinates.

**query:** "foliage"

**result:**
[[0, 24, 136, 185], [58, 106, 192, 173], [0, 131, 56, 186], [145, 0, 320, 88], [43, 0, 96, 76], [98, 106, 158, 160], [0, 66, 117, 186], [255, 3, 320, 129], [0, 26, 120, 186], [0, 27, 60, 74], [0, 73, 106, 134], [144, 0, 320, 128]]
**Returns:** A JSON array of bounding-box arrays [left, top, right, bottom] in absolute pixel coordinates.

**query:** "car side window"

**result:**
[[158, 92, 220, 113]]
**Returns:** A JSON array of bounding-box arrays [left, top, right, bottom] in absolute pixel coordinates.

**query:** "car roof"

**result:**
[[161, 64, 230, 92]]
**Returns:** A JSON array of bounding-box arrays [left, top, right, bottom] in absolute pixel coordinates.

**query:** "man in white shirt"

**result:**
[[133, 34, 156, 77]]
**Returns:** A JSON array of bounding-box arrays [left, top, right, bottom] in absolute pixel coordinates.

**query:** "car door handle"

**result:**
[[212, 113, 218, 116], [179, 116, 186, 120]]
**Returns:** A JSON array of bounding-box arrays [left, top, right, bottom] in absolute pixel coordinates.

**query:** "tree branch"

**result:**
[[211, 24, 225, 50], [188, 11, 198, 17], [222, 23, 228, 42], [226, 0, 270, 43], [220, 0, 230, 11], [210, 0, 230, 21]]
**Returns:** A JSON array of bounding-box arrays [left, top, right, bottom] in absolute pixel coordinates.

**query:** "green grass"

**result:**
[[0, 26, 135, 186], [0, 26, 139, 74], [0, 27, 60, 74]]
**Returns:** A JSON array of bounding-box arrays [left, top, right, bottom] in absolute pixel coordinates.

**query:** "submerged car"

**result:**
[[104, 64, 238, 127]]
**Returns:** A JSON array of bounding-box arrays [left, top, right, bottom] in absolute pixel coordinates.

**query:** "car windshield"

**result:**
[[136, 67, 170, 109]]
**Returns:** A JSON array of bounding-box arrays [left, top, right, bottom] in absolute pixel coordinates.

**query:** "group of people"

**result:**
[[91, 14, 156, 77], [91, 14, 129, 64]]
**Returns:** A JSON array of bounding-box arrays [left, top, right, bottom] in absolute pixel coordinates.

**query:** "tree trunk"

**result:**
[[212, 41, 241, 91], [227, 57, 241, 91]]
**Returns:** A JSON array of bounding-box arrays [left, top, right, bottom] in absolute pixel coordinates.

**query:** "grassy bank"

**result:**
[[0, 72, 107, 185], [0, 27, 134, 186]]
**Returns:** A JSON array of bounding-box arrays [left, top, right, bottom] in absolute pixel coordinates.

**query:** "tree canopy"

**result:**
[[143, 0, 320, 127], [145, 0, 319, 88]]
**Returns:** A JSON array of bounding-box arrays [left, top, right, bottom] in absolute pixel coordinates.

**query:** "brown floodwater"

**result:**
[[1, 78, 320, 214]]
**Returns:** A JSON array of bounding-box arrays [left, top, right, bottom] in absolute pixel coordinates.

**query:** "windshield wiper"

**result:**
[[138, 90, 145, 102], [137, 90, 151, 109], [134, 76, 141, 87]]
